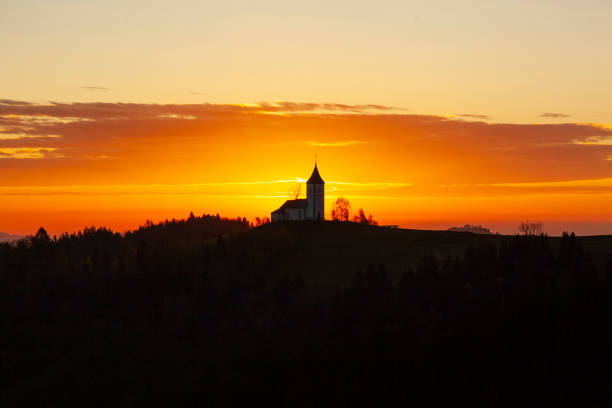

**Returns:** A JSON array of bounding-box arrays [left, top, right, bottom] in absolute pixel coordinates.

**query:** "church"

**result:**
[[271, 163, 325, 222]]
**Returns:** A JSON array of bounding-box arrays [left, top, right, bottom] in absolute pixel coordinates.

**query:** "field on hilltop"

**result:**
[[237, 221, 503, 287], [232, 221, 612, 288]]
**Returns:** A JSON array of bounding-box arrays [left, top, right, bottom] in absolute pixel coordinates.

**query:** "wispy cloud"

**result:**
[[0, 133, 61, 140], [327, 181, 412, 187], [0, 99, 33, 106], [0, 100, 402, 121], [0, 99, 611, 187], [0, 114, 92, 125], [573, 136, 612, 145], [81, 86, 108, 90], [457, 113, 490, 120], [0, 180, 411, 197], [541, 112, 570, 118], [247, 101, 406, 114], [302, 140, 368, 147], [157, 114, 196, 120], [0, 147, 58, 159], [485, 177, 612, 188]]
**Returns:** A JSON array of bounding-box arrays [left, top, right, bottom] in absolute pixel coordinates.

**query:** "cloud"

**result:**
[[81, 86, 108, 90], [0, 100, 611, 187], [486, 177, 612, 188], [541, 112, 570, 118], [256, 101, 404, 113], [0, 100, 402, 121], [0, 113, 92, 125], [302, 140, 368, 147], [0, 133, 61, 140], [157, 114, 196, 120], [0, 99, 33, 106], [0, 147, 58, 159], [573, 136, 612, 145], [457, 113, 489, 120]]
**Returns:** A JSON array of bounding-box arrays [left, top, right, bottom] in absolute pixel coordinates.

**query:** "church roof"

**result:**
[[271, 199, 308, 214], [306, 164, 325, 184]]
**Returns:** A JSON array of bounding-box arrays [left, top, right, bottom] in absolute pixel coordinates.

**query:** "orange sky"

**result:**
[[1, 100, 612, 236], [2, 1, 612, 236]]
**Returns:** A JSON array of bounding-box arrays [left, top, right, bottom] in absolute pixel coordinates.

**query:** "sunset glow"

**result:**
[[1, 1, 612, 236], [0, 100, 611, 235]]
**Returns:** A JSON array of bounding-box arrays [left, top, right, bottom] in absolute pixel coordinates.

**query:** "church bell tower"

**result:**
[[306, 162, 325, 220]]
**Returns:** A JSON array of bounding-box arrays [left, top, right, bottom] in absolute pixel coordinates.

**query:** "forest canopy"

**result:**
[[1, 215, 612, 405]]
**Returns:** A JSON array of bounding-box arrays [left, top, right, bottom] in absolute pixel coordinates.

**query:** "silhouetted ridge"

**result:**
[[2, 220, 612, 405]]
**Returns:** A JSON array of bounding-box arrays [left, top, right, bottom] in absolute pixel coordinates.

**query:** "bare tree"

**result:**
[[532, 222, 544, 235], [332, 197, 351, 221], [519, 220, 544, 236], [288, 184, 301, 200]]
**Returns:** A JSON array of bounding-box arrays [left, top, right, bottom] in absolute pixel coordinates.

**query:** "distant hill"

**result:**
[[0, 232, 23, 243]]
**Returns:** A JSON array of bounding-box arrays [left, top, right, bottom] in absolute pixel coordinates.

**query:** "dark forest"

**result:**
[[2, 214, 612, 406]]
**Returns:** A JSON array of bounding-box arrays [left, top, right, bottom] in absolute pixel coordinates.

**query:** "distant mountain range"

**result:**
[[0, 232, 23, 243]]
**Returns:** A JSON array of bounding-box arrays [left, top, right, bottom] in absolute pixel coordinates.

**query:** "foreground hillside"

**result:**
[[235, 221, 612, 287], [237, 221, 505, 287], [2, 216, 612, 405]]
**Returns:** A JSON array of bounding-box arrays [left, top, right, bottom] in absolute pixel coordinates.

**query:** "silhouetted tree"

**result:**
[[519, 220, 544, 235], [33, 227, 50, 242], [352, 208, 378, 225], [332, 197, 351, 221]]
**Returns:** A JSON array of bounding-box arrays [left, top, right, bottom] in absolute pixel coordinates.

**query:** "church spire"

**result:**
[[306, 161, 325, 184]]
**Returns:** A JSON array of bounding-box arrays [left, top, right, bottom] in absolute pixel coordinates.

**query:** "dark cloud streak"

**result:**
[[0, 99, 33, 106], [457, 113, 490, 120], [541, 112, 570, 118]]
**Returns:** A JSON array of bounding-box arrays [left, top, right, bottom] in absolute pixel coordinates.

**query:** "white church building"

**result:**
[[271, 163, 325, 222]]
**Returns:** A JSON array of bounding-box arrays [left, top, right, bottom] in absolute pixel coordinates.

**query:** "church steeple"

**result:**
[[306, 161, 325, 220], [306, 162, 325, 185]]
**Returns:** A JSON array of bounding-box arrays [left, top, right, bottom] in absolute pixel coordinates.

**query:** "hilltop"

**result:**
[[232, 221, 612, 287], [235, 221, 503, 287]]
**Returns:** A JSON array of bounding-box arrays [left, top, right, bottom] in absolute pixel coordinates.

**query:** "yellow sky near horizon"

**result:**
[[1, 101, 612, 236]]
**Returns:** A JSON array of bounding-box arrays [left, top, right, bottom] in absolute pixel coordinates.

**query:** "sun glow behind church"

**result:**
[[1, 99, 612, 236]]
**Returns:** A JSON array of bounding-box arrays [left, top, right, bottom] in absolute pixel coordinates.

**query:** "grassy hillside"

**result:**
[[234, 221, 612, 288]]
